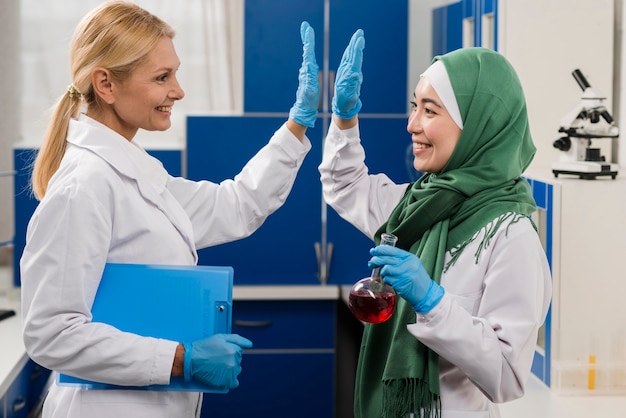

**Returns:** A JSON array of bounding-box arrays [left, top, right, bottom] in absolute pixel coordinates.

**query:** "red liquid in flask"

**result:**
[[349, 289, 396, 324]]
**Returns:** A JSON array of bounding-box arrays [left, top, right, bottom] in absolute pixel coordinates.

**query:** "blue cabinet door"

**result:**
[[13, 149, 39, 287], [186, 116, 322, 285], [434, 0, 498, 52], [201, 300, 335, 418], [202, 352, 334, 417], [329, 0, 408, 115], [243, 0, 324, 113], [432, 1, 463, 56], [4, 361, 29, 418]]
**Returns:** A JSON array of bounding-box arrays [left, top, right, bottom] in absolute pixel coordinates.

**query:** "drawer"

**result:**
[[25, 361, 51, 413], [202, 352, 334, 418], [232, 300, 335, 349], [4, 364, 28, 418]]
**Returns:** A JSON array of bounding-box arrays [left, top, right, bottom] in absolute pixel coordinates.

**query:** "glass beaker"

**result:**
[[348, 233, 398, 324]]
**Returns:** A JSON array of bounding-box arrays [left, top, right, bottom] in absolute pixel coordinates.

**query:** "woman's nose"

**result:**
[[407, 110, 421, 134], [171, 79, 185, 100]]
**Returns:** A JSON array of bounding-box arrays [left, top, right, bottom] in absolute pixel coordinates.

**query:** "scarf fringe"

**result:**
[[444, 212, 529, 272], [382, 378, 441, 418]]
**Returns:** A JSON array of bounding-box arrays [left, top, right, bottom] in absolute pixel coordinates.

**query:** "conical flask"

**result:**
[[348, 233, 398, 324]]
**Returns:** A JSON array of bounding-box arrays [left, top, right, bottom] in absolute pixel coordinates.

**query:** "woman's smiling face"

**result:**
[[90, 36, 185, 141], [407, 77, 462, 174]]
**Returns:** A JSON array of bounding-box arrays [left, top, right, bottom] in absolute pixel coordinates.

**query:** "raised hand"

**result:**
[[332, 29, 365, 119], [288, 21, 320, 128]]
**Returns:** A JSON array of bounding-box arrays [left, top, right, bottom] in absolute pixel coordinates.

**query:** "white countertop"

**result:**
[[0, 285, 341, 397], [0, 296, 28, 398]]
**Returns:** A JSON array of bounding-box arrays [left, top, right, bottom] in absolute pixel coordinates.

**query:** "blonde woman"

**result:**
[[20, 2, 320, 417]]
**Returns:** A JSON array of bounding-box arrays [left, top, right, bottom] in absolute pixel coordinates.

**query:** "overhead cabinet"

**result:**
[[243, 0, 408, 114]]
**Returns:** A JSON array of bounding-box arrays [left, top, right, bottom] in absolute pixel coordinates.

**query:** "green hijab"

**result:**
[[354, 47, 537, 418]]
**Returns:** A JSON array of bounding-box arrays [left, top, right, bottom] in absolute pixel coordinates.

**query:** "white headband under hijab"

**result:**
[[420, 60, 463, 129]]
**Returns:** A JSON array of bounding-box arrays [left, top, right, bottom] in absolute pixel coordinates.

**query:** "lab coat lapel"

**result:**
[[67, 116, 198, 262]]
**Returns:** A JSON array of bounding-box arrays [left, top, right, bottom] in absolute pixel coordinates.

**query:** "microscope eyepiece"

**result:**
[[553, 136, 572, 151], [601, 110, 614, 124], [572, 69, 591, 91]]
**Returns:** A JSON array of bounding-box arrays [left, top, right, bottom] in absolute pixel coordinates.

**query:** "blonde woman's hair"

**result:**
[[31, 1, 175, 200]]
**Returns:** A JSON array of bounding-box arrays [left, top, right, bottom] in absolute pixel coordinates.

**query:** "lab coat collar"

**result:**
[[67, 114, 168, 194]]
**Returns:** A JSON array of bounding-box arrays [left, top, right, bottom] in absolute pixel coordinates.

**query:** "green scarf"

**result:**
[[354, 48, 538, 418]]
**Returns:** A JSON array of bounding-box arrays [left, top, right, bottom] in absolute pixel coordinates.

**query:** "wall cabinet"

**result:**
[[244, 0, 407, 114], [526, 170, 626, 394]]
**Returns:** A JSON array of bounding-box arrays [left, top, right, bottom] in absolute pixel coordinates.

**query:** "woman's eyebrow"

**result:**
[[421, 97, 443, 108]]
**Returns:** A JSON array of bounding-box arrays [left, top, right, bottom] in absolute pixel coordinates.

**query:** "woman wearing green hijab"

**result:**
[[320, 32, 552, 418]]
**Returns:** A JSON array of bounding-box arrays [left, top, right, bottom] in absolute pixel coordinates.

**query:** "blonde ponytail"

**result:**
[[31, 88, 83, 200]]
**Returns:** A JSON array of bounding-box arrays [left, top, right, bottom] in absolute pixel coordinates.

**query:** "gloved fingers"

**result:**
[[300, 21, 317, 67], [369, 245, 412, 258], [340, 29, 364, 73], [300, 21, 310, 41], [222, 333, 254, 349], [367, 254, 402, 268], [289, 21, 319, 127], [367, 246, 422, 281]]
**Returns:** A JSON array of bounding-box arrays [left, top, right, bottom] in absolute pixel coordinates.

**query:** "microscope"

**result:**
[[552, 69, 619, 179]]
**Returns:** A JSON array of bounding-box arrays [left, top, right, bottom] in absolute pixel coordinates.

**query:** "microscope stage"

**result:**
[[552, 161, 618, 179]]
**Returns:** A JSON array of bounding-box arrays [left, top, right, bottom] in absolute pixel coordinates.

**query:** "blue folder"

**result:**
[[57, 263, 233, 393]]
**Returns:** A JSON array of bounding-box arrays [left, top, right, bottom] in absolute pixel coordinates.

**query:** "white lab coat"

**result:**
[[20, 114, 311, 418], [319, 121, 552, 418]]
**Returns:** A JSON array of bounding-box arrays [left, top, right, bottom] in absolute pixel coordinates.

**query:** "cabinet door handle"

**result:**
[[329, 70, 336, 108], [13, 396, 26, 412], [234, 320, 273, 328], [318, 70, 324, 110], [31, 365, 44, 381]]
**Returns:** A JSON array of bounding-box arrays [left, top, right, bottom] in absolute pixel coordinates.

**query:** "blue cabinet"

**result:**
[[3, 366, 27, 418], [432, 0, 499, 55], [2, 359, 51, 418], [13, 149, 38, 288], [526, 177, 554, 387], [201, 299, 336, 417], [243, 1, 324, 113], [327, 0, 408, 114], [244, 0, 408, 114], [187, 116, 323, 285], [432, 1, 463, 56]]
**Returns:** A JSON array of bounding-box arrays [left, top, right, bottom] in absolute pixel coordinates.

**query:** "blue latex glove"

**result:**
[[183, 334, 253, 389], [368, 245, 444, 313], [288, 21, 320, 128], [332, 29, 365, 119]]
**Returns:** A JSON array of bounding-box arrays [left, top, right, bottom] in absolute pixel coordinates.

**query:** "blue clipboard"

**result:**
[[57, 263, 233, 393]]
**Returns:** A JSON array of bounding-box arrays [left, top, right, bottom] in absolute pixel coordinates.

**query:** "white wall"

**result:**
[[498, 0, 616, 170], [0, 0, 20, 252]]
